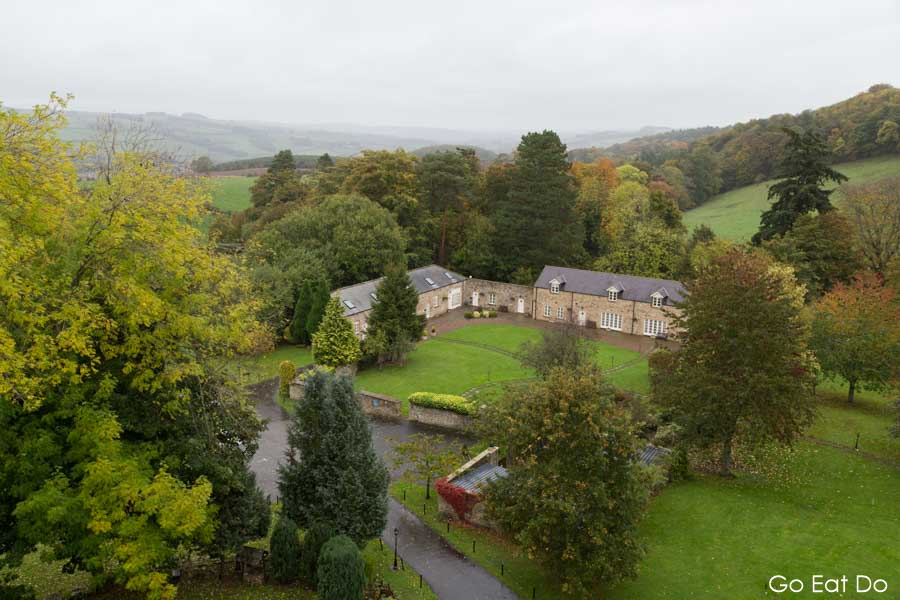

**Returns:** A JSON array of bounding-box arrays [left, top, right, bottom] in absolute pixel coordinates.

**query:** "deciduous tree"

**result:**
[[652, 249, 817, 476], [840, 177, 900, 276], [810, 274, 900, 403], [391, 434, 464, 500], [478, 367, 649, 595]]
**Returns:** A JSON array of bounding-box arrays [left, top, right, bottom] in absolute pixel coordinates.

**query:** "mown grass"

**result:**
[[210, 176, 256, 213], [224, 344, 313, 385], [683, 155, 900, 241]]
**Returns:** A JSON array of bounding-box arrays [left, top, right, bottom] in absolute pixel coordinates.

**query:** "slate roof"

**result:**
[[535, 265, 686, 304], [333, 265, 465, 317], [450, 462, 509, 494]]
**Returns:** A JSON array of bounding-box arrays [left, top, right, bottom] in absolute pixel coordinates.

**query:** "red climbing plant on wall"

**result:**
[[435, 477, 480, 520]]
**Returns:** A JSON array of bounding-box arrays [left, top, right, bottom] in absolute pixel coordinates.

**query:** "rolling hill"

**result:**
[[682, 154, 900, 241]]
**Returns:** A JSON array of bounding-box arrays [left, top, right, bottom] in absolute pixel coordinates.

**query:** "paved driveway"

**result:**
[[248, 382, 520, 600]]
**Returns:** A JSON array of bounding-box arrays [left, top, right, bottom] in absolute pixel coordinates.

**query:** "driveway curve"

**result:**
[[248, 379, 520, 600]]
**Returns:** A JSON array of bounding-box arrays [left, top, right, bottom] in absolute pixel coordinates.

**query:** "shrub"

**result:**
[[317, 535, 366, 600], [279, 360, 296, 398], [669, 446, 691, 481], [408, 392, 477, 416], [464, 311, 473, 319], [300, 521, 335, 585], [487, 311, 498, 318], [473, 311, 481, 318], [270, 516, 302, 583]]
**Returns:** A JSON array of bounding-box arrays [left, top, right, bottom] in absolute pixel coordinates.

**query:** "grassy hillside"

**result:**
[[210, 176, 255, 213], [683, 155, 900, 241]]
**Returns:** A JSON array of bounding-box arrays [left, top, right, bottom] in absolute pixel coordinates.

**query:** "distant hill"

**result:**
[[683, 155, 900, 241], [568, 126, 723, 163], [410, 144, 498, 164]]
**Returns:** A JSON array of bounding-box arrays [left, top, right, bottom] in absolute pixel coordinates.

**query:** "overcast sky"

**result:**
[[2, 0, 898, 132]]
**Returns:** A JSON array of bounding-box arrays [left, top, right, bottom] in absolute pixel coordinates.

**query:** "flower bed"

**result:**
[[407, 392, 477, 416]]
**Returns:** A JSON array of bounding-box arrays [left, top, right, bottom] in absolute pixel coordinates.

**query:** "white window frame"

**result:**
[[643, 319, 668, 337], [608, 290, 619, 302], [578, 309, 586, 326], [448, 287, 462, 309], [651, 295, 663, 308], [601, 312, 622, 331], [353, 321, 360, 335], [550, 281, 560, 294], [556, 306, 564, 320], [488, 292, 497, 305], [432, 295, 439, 307], [543, 304, 551, 317]]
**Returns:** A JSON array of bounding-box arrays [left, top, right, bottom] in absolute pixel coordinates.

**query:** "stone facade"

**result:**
[[462, 279, 533, 315], [534, 287, 682, 337], [437, 447, 503, 530], [416, 284, 464, 321], [408, 404, 475, 432], [356, 390, 402, 419]]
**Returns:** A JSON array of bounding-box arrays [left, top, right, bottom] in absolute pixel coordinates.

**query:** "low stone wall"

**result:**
[[463, 278, 533, 315], [356, 390, 402, 420], [409, 404, 475, 432]]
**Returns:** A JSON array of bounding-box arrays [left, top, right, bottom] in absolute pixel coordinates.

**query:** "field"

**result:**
[[210, 176, 255, 213], [683, 155, 900, 241], [355, 324, 648, 411]]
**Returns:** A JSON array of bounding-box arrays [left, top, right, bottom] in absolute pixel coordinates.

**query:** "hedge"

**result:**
[[408, 392, 477, 416]]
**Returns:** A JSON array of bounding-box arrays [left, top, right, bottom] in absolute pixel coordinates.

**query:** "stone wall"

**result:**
[[356, 390, 402, 419], [437, 447, 501, 529], [409, 404, 475, 432], [415, 284, 463, 320], [462, 279, 533, 315]]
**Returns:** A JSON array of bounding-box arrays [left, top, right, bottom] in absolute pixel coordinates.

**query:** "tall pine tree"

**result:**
[[312, 298, 361, 367], [278, 371, 389, 545], [491, 131, 584, 280], [365, 265, 425, 364], [753, 128, 847, 243]]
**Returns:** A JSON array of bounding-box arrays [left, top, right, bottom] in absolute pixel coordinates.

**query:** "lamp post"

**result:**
[[392, 527, 399, 570]]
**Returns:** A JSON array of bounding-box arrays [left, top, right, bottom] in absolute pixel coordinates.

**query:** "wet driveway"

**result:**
[[248, 380, 520, 600]]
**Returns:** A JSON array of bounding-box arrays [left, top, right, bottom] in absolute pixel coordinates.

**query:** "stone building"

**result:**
[[461, 278, 533, 315], [532, 265, 684, 339], [333, 264, 466, 338], [333, 263, 684, 341]]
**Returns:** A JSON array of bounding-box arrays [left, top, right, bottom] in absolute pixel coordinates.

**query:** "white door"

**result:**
[[449, 287, 462, 309], [472, 291, 479, 307], [517, 297, 525, 313], [425, 304, 430, 319], [578, 309, 586, 326]]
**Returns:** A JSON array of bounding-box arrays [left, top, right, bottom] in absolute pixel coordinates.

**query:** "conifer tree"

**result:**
[[312, 298, 361, 367], [490, 130, 584, 278], [270, 516, 302, 583], [305, 278, 331, 340], [365, 264, 425, 364], [753, 128, 847, 243], [278, 371, 389, 545], [289, 281, 313, 344]]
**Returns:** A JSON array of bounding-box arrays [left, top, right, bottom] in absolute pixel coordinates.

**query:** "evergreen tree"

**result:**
[[270, 516, 302, 583], [278, 371, 389, 545], [250, 149, 299, 208], [312, 298, 362, 367], [289, 281, 314, 344], [365, 265, 425, 364], [270, 149, 297, 174], [490, 131, 585, 279], [316, 152, 335, 171], [305, 278, 331, 340], [316, 535, 366, 600], [753, 128, 848, 243], [300, 522, 336, 585]]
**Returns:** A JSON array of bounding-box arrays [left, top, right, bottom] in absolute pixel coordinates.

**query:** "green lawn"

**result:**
[[356, 338, 532, 412], [224, 344, 313, 385], [683, 155, 900, 241], [210, 176, 255, 213], [809, 381, 898, 461]]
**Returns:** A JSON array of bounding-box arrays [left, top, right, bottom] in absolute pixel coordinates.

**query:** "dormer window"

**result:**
[[608, 290, 619, 302], [549, 279, 561, 294], [651, 295, 662, 308], [651, 289, 667, 308]]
